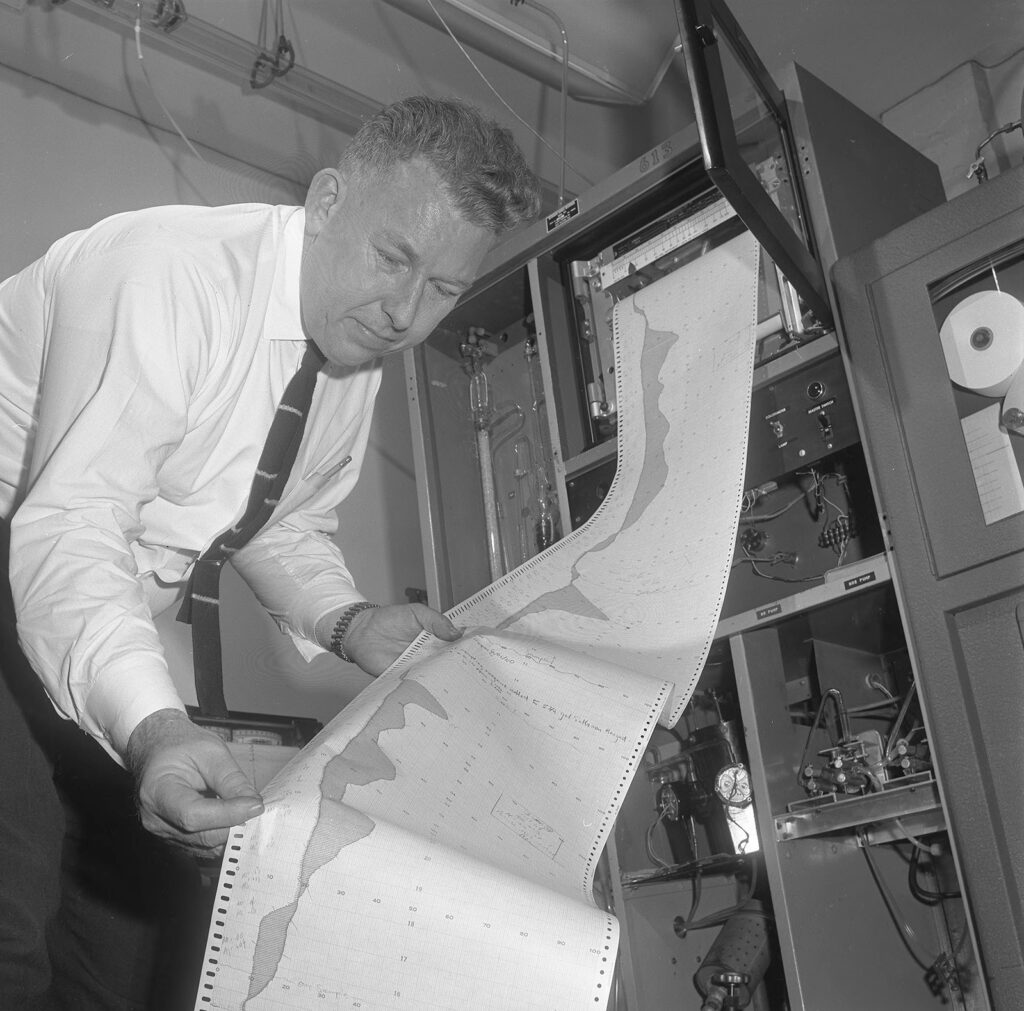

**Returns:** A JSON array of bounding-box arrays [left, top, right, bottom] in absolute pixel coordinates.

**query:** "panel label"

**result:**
[[546, 200, 580, 233], [843, 570, 878, 591], [638, 141, 674, 174]]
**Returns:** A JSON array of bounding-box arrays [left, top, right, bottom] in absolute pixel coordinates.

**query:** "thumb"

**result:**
[[434, 619, 464, 642], [419, 608, 463, 642], [204, 750, 263, 805]]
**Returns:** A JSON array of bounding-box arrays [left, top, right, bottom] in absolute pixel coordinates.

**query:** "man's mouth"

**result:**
[[354, 320, 396, 345]]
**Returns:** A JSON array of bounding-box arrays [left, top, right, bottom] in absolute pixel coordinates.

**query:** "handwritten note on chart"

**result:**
[[193, 234, 760, 1010], [962, 404, 1024, 524]]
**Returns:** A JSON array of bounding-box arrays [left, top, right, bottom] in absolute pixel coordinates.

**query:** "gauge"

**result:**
[[714, 763, 752, 807]]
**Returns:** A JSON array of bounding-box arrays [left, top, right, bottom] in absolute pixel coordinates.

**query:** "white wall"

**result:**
[[0, 1, 350, 193], [881, 48, 1024, 199], [0, 59, 425, 723]]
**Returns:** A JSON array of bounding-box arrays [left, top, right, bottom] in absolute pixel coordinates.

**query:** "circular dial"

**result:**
[[714, 763, 752, 807]]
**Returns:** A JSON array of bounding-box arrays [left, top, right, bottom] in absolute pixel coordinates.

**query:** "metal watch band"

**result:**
[[329, 601, 379, 664]]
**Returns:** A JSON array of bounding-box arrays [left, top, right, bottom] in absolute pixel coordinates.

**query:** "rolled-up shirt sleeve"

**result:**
[[10, 248, 218, 760]]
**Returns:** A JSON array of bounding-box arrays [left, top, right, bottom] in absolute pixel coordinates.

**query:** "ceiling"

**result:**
[[214, 0, 1024, 188], [5, 0, 1023, 200], [279, 0, 1024, 115], [726, 0, 1024, 120], [373, 0, 682, 103], [359, 0, 1024, 119]]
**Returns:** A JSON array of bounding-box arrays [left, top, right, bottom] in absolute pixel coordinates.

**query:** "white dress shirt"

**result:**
[[0, 203, 382, 758]]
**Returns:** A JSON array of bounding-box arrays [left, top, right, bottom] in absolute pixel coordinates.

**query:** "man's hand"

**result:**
[[328, 603, 462, 676], [125, 708, 264, 856]]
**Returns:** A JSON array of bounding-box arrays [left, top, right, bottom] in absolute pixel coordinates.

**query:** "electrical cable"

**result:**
[[731, 551, 797, 570], [644, 805, 674, 869], [846, 698, 901, 715], [820, 488, 850, 563], [511, 0, 568, 204], [684, 864, 703, 930], [725, 806, 750, 854], [908, 846, 962, 904], [737, 471, 853, 582], [967, 119, 1024, 183], [884, 682, 918, 762], [672, 851, 704, 939], [796, 689, 844, 788], [867, 673, 896, 700], [736, 549, 823, 584], [738, 490, 805, 523], [677, 860, 766, 936], [133, 8, 208, 164], [424, 0, 593, 190], [892, 818, 933, 856], [859, 830, 937, 971]]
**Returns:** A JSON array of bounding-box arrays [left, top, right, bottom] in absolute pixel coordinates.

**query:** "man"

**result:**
[[0, 95, 540, 1008]]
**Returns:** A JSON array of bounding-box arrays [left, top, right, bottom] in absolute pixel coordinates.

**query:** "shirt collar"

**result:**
[[263, 207, 306, 343]]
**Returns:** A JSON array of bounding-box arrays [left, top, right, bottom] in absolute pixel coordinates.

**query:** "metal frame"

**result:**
[[732, 626, 964, 1011], [832, 165, 1024, 1008], [675, 0, 833, 325]]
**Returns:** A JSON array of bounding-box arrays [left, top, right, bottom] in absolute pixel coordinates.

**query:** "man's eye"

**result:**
[[433, 283, 460, 298], [376, 249, 403, 268]]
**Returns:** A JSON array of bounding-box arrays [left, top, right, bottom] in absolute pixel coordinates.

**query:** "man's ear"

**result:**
[[304, 168, 348, 236]]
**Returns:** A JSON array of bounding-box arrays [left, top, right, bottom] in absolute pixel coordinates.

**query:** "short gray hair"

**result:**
[[340, 96, 541, 235]]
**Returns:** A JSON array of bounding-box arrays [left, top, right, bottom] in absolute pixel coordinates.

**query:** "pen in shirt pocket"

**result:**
[[305, 454, 353, 488]]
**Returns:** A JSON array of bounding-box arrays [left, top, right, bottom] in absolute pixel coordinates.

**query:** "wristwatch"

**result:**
[[329, 601, 379, 663]]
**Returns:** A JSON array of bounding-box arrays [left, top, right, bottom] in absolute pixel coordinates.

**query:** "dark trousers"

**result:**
[[0, 521, 211, 1010]]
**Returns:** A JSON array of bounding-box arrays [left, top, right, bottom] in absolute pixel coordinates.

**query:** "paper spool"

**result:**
[[938, 290, 1024, 398]]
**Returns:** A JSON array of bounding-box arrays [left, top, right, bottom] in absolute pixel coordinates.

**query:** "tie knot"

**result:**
[[302, 340, 327, 372]]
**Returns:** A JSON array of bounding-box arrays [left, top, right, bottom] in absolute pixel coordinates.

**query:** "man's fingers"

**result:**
[[173, 793, 265, 835], [207, 762, 264, 805], [152, 778, 262, 833], [140, 780, 264, 853], [129, 713, 265, 853], [411, 603, 463, 642], [433, 616, 463, 641]]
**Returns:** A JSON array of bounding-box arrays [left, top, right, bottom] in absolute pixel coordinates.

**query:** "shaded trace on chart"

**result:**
[[245, 679, 447, 1003], [490, 318, 677, 630]]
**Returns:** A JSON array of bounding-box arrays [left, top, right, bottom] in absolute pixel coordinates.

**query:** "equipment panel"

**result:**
[[406, 60, 979, 1011]]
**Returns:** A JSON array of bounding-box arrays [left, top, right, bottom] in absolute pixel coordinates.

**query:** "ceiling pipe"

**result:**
[[511, 0, 568, 202], [381, 0, 653, 105], [57, 0, 382, 134]]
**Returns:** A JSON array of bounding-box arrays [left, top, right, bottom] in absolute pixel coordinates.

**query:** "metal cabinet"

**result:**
[[404, 48, 989, 1011], [833, 164, 1024, 1010]]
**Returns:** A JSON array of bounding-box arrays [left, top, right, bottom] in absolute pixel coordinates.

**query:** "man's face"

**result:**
[[300, 158, 496, 368]]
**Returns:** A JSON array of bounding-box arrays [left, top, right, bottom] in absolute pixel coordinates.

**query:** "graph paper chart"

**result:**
[[196, 633, 668, 1010], [194, 235, 760, 1010], [398, 233, 761, 725]]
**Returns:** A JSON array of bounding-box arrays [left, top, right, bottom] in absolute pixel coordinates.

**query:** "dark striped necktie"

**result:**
[[179, 341, 326, 718]]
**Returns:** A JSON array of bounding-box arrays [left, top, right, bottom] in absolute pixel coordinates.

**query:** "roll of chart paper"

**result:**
[[938, 290, 1024, 398]]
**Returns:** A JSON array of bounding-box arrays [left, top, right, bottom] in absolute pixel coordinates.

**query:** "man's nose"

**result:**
[[381, 276, 423, 332]]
